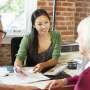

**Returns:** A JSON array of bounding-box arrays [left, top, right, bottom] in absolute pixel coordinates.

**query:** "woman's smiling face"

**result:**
[[34, 15, 50, 35]]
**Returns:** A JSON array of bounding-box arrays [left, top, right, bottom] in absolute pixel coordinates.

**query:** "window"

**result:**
[[0, 0, 37, 37]]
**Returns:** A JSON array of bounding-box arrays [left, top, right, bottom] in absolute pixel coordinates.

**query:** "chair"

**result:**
[[11, 37, 23, 65]]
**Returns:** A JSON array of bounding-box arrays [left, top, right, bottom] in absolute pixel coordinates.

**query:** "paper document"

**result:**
[[44, 64, 68, 75], [30, 80, 50, 89], [0, 67, 49, 85]]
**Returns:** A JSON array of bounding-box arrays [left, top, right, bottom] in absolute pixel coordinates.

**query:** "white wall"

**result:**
[[25, 0, 37, 34], [2, 0, 37, 44]]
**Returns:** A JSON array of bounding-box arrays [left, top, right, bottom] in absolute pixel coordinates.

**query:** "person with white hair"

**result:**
[[0, 16, 6, 45], [46, 16, 90, 90]]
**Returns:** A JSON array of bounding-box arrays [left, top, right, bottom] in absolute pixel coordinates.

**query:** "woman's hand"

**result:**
[[33, 63, 45, 73], [46, 79, 66, 89], [14, 65, 22, 73], [14, 65, 27, 76], [14, 59, 27, 76]]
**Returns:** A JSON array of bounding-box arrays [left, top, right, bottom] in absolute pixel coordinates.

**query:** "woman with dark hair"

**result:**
[[14, 9, 61, 73]]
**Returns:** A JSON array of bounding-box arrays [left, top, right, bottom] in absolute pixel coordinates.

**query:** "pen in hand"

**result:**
[[14, 66, 28, 76]]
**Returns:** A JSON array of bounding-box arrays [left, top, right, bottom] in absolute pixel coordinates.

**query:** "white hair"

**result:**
[[77, 16, 90, 50]]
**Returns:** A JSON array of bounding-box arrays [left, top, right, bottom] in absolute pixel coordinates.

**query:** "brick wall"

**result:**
[[38, 0, 90, 43], [75, 0, 90, 38], [0, 44, 11, 65], [0, 0, 90, 65]]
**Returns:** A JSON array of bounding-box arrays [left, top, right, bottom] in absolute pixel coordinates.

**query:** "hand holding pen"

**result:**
[[14, 65, 28, 76]]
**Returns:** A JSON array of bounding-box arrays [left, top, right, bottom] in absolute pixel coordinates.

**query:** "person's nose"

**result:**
[[75, 39, 79, 47], [75, 39, 78, 43], [75, 37, 79, 43], [41, 24, 46, 28]]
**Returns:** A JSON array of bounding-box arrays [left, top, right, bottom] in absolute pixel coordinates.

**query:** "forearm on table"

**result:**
[[61, 78, 68, 86], [0, 84, 39, 90], [42, 58, 58, 69]]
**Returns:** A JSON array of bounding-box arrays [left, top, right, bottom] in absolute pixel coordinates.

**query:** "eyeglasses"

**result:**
[[0, 30, 6, 39]]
